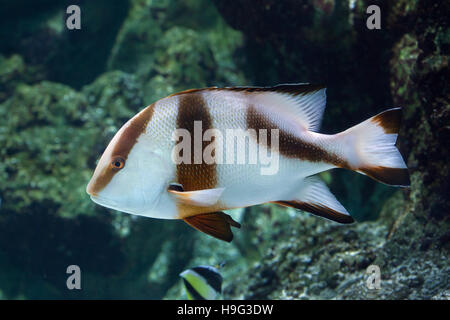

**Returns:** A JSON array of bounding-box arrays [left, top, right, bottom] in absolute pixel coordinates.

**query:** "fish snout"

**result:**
[[86, 178, 98, 197]]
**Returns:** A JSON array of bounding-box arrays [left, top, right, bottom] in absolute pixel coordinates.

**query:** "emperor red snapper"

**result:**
[[86, 84, 410, 242]]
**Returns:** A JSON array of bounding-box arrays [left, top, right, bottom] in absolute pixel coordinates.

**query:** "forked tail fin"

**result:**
[[343, 108, 410, 187]]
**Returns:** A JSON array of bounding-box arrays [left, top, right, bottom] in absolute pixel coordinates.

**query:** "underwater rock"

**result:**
[[0, 81, 91, 217], [0, 54, 45, 103], [82, 70, 145, 124], [224, 192, 448, 299], [214, 0, 449, 299], [222, 203, 388, 299], [108, 0, 246, 103]]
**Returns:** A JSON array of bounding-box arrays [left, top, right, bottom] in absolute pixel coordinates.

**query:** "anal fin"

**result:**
[[273, 200, 354, 224], [184, 212, 241, 242], [272, 176, 354, 224]]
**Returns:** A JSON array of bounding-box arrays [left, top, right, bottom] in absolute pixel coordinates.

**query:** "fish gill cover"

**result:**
[[0, 0, 448, 300]]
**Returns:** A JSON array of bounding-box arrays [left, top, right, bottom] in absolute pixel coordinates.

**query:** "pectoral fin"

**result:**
[[168, 187, 225, 207], [184, 212, 241, 242]]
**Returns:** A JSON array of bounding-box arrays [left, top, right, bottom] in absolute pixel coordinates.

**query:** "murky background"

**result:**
[[0, 0, 448, 299]]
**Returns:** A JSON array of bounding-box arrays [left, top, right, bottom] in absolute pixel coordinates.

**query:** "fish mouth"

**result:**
[[90, 195, 121, 211], [90, 195, 142, 216]]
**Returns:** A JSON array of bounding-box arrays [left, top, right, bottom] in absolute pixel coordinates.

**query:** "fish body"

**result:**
[[87, 84, 409, 241], [180, 265, 223, 300]]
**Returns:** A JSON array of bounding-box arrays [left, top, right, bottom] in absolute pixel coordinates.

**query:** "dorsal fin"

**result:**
[[170, 84, 327, 132], [247, 84, 327, 132]]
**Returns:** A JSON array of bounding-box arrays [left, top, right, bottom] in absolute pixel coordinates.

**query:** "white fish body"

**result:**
[[87, 84, 409, 241]]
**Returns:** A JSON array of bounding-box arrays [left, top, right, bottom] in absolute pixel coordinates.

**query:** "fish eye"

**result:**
[[111, 157, 125, 170]]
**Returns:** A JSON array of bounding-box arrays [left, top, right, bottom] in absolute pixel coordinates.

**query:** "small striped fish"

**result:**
[[180, 265, 223, 300], [86, 84, 410, 242]]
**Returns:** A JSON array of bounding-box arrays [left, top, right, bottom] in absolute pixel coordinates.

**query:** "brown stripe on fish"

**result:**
[[176, 93, 217, 191], [246, 105, 349, 168], [111, 103, 155, 158], [87, 104, 155, 196]]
